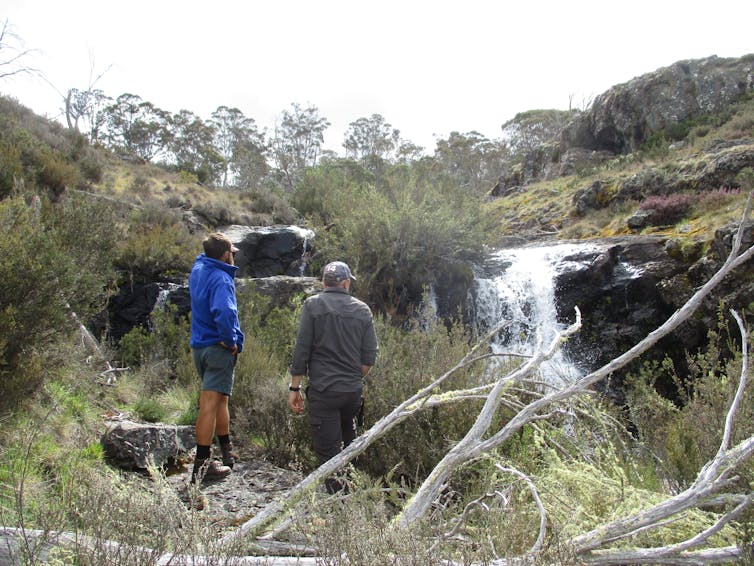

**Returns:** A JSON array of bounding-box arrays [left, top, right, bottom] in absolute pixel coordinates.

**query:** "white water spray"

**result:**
[[472, 243, 603, 385]]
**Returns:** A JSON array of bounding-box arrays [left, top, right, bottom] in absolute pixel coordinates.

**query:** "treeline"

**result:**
[[63, 87, 573, 192]]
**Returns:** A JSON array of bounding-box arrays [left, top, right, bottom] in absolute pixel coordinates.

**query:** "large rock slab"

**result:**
[[562, 55, 754, 154], [101, 420, 196, 470]]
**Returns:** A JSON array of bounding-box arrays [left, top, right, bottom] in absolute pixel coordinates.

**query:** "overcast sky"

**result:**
[[2, 1, 753, 153]]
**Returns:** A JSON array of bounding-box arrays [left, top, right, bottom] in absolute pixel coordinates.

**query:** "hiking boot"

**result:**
[[203, 459, 232, 479], [220, 442, 236, 468], [192, 458, 232, 484]]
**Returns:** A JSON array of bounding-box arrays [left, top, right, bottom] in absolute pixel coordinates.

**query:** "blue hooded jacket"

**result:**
[[189, 254, 245, 352]]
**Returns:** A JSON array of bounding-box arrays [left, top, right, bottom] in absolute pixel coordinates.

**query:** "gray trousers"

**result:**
[[306, 388, 362, 466]]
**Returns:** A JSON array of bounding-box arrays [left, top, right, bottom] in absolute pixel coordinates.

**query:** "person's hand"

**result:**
[[288, 390, 304, 414], [219, 341, 238, 355]]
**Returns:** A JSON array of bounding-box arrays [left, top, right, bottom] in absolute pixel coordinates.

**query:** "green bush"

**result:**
[[114, 205, 200, 280], [36, 150, 79, 198], [0, 194, 117, 412], [312, 168, 488, 318], [358, 316, 485, 481], [0, 139, 24, 198], [77, 152, 104, 185], [117, 325, 157, 368], [625, 319, 754, 488]]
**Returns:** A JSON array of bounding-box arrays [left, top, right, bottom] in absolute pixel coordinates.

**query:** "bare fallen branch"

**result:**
[[495, 465, 547, 554], [568, 310, 753, 562]]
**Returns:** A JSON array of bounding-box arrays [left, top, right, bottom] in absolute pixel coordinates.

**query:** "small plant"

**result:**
[[639, 193, 693, 225], [133, 397, 167, 423], [695, 186, 742, 211], [129, 172, 152, 195]]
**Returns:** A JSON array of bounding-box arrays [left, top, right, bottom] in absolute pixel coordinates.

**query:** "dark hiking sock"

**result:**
[[192, 445, 211, 483]]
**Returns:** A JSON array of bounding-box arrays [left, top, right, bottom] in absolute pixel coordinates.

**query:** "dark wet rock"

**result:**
[[90, 281, 182, 342], [221, 225, 315, 278]]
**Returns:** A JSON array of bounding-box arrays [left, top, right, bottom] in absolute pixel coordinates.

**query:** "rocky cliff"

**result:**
[[493, 54, 754, 196]]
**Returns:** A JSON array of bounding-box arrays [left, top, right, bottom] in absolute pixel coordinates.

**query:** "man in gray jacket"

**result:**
[[288, 261, 378, 492]]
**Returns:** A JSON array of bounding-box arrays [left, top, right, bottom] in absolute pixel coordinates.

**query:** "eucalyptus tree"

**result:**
[[342, 113, 400, 162], [102, 93, 172, 162], [65, 88, 110, 144], [168, 109, 224, 185], [209, 105, 267, 188], [500, 108, 575, 157], [63, 58, 113, 143], [271, 103, 330, 191], [433, 131, 509, 194]]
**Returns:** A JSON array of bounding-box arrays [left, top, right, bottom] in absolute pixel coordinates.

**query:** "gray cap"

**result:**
[[322, 261, 356, 286]]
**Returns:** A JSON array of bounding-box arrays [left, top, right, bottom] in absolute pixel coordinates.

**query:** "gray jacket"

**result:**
[[290, 287, 378, 393]]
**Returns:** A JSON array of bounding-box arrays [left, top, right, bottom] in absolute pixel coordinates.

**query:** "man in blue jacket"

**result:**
[[189, 233, 245, 484]]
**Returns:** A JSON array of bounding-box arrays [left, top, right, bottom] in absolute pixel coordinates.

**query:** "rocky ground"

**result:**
[[165, 448, 304, 537]]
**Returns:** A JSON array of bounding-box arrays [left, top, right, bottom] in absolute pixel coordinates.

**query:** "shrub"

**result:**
[[735, 166, 754, 191], [77, 152, 104, 185], [314, 169, 489, 318], [625, 318, 754, 488], [0, 194, 117, 412], [695, 186, 742, 211], [358, 316, 486, 481], [0, 139, 24, 198], [114, 205, 201, 280], [639, 193, 693, 225], [35, 149, 79, 198], [117, 325, 157, 368], [129, 172, 152, 195], [133, 397, 167, 423]]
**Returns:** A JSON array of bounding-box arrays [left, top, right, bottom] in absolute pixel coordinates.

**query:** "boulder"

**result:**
[[551, 237, 690, 400], [562, 55, 754, 154], [220, 225, 315, 278], [101, 420, 195, 470], [547, 224, 754, 401], [489, 55, 754, 194], [626, 208, 654, 230], [245, 275, 321, 312], [90, 281, 181, 342]]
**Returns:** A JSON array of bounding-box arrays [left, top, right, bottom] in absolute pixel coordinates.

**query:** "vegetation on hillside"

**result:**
[[1, 54, 754, 562]]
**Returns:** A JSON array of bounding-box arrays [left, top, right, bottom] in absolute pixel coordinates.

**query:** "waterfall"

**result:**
[[418, 283, 439, 331], [471, 243, 602, 385], [291, 226, 315, 276]]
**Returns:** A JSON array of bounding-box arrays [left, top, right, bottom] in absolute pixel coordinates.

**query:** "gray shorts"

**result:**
[[192, 345, 236, 396]]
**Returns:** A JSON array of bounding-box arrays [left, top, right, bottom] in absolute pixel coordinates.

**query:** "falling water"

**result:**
[[155, 285, 177, 310], [471, 243, 603, 385], [291, 226, 315, 276], [418, 283, 439, 331]]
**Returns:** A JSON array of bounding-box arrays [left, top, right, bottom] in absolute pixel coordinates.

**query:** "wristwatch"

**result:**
[[289, 385, 301, 392]]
